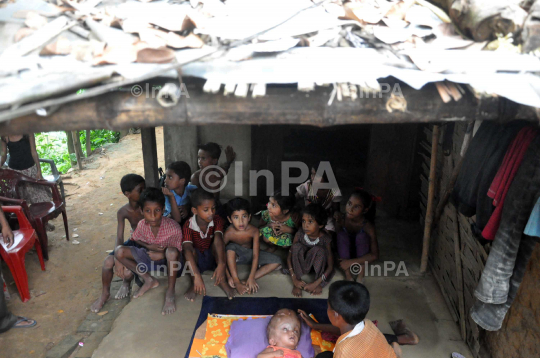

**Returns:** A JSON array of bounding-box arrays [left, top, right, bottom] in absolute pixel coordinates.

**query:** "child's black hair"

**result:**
[[271, 191, 298, 215], [198, 142, 222, 160], [191, 188, 215, 208], [328, 281, 370, 326], [226, 197, 251, 217], [138, 187, 165, 209], [167, 161, 192, 181], [120, 174, 145, 193], [350, 189, 376, 222], [302, 203, 327, 226]]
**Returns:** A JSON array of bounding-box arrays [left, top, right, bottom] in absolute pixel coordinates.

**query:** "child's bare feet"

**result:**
[[292, 287, 302, 297], [162, 290, 176, 315], [115, 282, 131, 300], [389, 319, 419, 345], [219, 281, 236, 300], [228, 277, 236, 289], [91, 292, 110, 313], [133, 277, 159, 298], [235, 281, 248, 295], [310, 285, 323, 296], [184, 283, 197, 302]]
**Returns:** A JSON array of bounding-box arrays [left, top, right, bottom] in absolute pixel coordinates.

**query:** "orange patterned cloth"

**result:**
[[333, 319, 397, 358]]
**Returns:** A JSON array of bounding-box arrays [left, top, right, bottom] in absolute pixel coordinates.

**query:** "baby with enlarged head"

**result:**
[[257, 309, 303, 358]]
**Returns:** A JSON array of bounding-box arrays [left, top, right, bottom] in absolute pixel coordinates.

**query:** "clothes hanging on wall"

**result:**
[[482, 127, 539, 240], [452, 121, 528, 230], [524, 197, 540, 238], [471, 136, 540, 331]]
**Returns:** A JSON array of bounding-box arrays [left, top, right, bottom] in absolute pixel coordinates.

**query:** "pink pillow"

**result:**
[[225, 316, 315, 358]]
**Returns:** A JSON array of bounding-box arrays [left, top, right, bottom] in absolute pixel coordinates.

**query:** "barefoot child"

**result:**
[[91, 174, 145, 313], [312, 281, 400, 358], [287, 204, 333, 298], [259, 193, 299, 251], [296, 161, 342, 232], [224, 198, 282, 295], [334, 190, 378, 282], [182, 188, 235, 301], [190, 142, 236, 221], [258, 309, 302, 358], [115, 188, 183, 315], [162, 161, 197, 225]]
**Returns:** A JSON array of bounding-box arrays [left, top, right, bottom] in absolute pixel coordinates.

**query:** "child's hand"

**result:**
[[212, 264, 226, 286], [162, 187, 174, 197], [298, 309, 316, 328], [225, 146, 236, 164], [246, 277, 259, 293], [149, 250, 165, 261], [179, 206, 188, 219], [194, 275, 206, 296], [114, 259, 126, 279], [146, 244, 165, 252], [333, 211, 343, 224], [292, 277, 306, 290], [273, 350, 284, 357], [273, 223, 283, 236]]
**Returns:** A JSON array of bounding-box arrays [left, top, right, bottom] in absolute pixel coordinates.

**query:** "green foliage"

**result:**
[[35, 130, 120, 175], [80, 130, 120, 153]]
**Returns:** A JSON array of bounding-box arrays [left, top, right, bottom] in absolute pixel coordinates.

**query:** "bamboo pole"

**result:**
[[451, 202, 467, 340], [71, 131, 83, 170], [420, 124, 440, 273]]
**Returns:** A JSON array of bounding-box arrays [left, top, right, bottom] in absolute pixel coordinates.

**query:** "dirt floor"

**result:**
[[1, 127, 472, 358], [0, 129, 166, 358]]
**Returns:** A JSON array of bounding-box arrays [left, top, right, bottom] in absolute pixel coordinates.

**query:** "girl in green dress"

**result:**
[[259, 193, 299, 250]]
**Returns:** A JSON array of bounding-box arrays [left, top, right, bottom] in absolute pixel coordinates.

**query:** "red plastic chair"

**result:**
[[0, 168, 69, 260], [0, 206, 46, 303]]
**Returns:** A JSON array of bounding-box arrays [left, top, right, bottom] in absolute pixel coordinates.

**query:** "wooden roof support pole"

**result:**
[[420, 124, 440, 273], [71, 131, 83, 171], [141, 127, 159, 188]]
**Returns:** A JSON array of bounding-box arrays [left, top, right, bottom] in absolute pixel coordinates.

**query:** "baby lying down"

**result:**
[[258, 309, 303, 358]]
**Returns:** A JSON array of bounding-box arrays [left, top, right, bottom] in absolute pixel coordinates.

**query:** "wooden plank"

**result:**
[[141, 127, 159, 188], [0, 80, 529, 136], [429, 262, 459, 322]]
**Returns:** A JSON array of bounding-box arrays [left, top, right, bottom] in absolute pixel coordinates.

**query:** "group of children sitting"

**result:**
[[87, 141, 418, 356], [90, 142, 380, 315]]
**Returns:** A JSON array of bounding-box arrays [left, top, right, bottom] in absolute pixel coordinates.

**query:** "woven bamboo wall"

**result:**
[[419, 122, 489, 357]]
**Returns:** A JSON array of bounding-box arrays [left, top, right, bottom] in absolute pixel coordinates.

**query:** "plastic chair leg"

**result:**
[[34, 220, 49, 261], [59, 181, 65, 204], [61, 209, 69, 241], [7, 255, 30, 303], [34, 236, 46, 271]]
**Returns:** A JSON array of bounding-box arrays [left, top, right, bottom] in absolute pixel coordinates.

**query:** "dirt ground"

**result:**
[[0, 128, 166, 358]]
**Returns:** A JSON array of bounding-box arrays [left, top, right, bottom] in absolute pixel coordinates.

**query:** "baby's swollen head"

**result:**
[[267, 309, 301, 350]]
